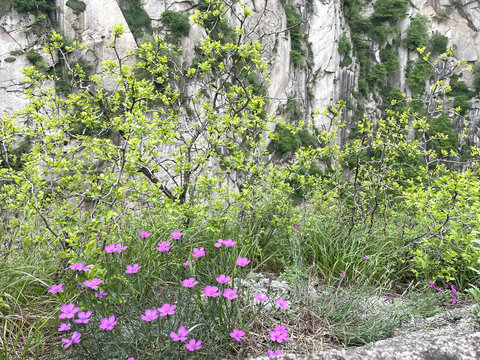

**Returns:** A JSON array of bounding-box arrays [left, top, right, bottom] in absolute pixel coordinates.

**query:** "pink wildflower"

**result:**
[[235, 257, 250, 267], [182, 277, 199, 288], [125, 264, 142, 274], [223, 288, 238, 300], [192, 247, 206, 258], [215, 274, 231, 284], [451, 285, 459, 297], [293, 224, 302, 228], [83, 278, 102, 290], [185, 339, 202, 351], [115, 244, 128, 252], [69, 262, 90, 271], [104, 244, 117, 253], [105, 243, 128, 253], [275, 298, 289, 310], [58, 323, 71, 332], [156, 241, 171, 252], [451, 294, 458, 304], [428, 281, 445, 295], [139, 231, 151, 238], [254, 293, 268, 302], [230, 328, 245, 342], [384, 296, 391, 304], [158, 303, 176, 316], [223, 239, 236, 247], [268, 349, 283, 358], [214, 239, 224, 247], [183, 259, 195, 268], [61, 331, 81, 349], [203, 286, 222, 297], [95, 290, 108, 299], [74, 311, 92, 324], [48, 284, 63, 294], [170, 326, 189, 341], [270, 324, 290, 343], [171, 231, 183, 239], [141, 309, 158, 322], [99, 315, 117, 330], [59, 303, 80, 319], [363, 256, 369, 260]]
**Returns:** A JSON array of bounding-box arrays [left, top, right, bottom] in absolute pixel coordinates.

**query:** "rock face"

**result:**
[[0, 10, 39, 113], [268, 333, 480, 359], [56, 0, 137, 88], [252, 305, 480, 360], [0, 0, 136, 115], [1, 0, 480, 141]]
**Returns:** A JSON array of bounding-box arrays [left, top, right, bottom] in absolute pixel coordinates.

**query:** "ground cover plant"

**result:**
[[1, 0, 480, 358]]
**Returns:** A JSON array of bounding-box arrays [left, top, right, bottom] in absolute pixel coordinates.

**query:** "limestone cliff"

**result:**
[[0, 0, 479, 147]]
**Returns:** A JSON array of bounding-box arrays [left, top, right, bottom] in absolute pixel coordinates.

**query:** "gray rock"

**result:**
[[270, 332, 480, 359], [252, 306, 480, 360]]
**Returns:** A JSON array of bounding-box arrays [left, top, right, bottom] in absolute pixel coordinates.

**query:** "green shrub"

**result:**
[[404, 15, 429, 51], [269, 124, 301, 156], [367, 63, 388, 86], [284, 4, 304, 65], [427, 114, 459, 155], [371, 0, 408, 23], [26, 48, 42, 64], [474, 64, 480, 92], [380, 47, 399, 73], [122, 0, 151, 39], [9, 49, 23, 56], [406, 59, 431, 93], [162, 10, 190, 40], [429, 31, 448, 54], [12, 0, 55, 12], [449, 74, 475, 98], [338, 34, 352, 55], [340, 55, 353, 68], [66, 0, 86, 13], [4, 57, 16, 63], [453, 95, 470, 115]]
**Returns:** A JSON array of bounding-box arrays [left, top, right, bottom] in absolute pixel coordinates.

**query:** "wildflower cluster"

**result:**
[[47, 231, 292, 358]]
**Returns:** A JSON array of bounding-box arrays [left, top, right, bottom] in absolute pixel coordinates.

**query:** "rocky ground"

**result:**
[[253, 305, 480, 360]]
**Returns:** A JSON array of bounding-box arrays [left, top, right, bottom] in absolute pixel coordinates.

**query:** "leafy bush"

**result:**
[[404, 15, 429, 51], [162, 10, 190, 40], [271, 124, 302, 156], [4, 57, 16, 62], [367, 63, 388, 86], [427, 114, 459, 155], [429, 31, 448, 54], [371, 0, 408, 23], [474, 63, 480, 92], [380, 47, 399, 73], [406, 59, 432, 93], [284, 4, 304, 66], [9, 49, 23, 56], [26, 48, 42, 64], [338, 34, 351, 55], [340, 55, 353, 68], [66, 0, 86, 13], [453, 95, 470, 115], [122, 0, 151, 39], [12, 0, 55, 12]]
